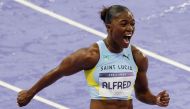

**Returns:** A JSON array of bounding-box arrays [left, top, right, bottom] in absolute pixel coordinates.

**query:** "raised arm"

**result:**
[[132, 45, 170, 107], [17, 43, 99, 107]]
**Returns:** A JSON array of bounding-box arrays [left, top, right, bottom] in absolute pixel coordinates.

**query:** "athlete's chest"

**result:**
[[93, 54, 137, 97]]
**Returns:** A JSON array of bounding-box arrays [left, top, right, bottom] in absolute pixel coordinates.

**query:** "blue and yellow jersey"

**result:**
[[84, 40, 138, 100]]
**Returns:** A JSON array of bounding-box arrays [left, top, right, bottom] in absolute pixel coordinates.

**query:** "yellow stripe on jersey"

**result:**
[[84, 67, 99, 89]]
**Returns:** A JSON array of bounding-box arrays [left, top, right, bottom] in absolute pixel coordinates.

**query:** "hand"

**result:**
[[156, 90, 170, 107], [17, 90, 34, 107]]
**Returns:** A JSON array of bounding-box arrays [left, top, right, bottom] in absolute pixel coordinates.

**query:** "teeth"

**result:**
[[124, 35, 131, 39], [126, 33, 132, 36], [126, 34, 132, 37]]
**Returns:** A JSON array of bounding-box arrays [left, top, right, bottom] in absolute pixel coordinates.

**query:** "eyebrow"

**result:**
[[119, 19, 135, 23]]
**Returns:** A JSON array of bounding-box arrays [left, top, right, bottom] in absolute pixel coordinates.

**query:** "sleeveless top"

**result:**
[[84, 40, 138, 100]]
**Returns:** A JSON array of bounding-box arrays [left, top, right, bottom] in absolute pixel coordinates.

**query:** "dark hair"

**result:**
[[100, 5, 130, 24]]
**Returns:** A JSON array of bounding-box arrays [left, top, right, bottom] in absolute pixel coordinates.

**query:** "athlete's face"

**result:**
[[107, 11, 135, 48]]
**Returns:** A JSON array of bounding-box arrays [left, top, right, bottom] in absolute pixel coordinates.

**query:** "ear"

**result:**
[[106, 23, 111, 29], [106, 23, 111, 32]]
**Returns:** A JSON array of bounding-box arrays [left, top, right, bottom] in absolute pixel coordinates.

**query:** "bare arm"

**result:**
[[132, 45, 169, 106], [132, 45, 157, 105], [17, 43, 99, 107], [132, 46, 170, 107]]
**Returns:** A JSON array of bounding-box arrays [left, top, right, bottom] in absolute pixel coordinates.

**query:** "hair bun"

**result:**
[[100, 6, 109, 23]]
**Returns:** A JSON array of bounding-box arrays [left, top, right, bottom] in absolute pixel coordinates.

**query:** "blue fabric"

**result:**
[[85, 40, 138, 100]]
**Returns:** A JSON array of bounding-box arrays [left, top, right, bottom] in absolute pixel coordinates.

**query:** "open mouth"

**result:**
[[123, 35, 131, 41], [122, 34, 132, 46], [123, 35, 131, 39]]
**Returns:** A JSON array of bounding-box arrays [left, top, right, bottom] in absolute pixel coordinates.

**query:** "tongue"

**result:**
[[123, 38, 129, 44]]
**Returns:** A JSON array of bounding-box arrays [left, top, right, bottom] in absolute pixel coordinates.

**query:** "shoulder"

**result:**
[[131, 45, 148, 72], [76, 43, 99, 60], [54, 43, 99, 76], [71, 43, 100, 70]]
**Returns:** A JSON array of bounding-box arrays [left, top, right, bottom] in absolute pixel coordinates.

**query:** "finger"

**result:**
[[160, 96, 170, 101], [163, 92, 169, 96], [160, 100, 169, 105], [18, 101, 26, 107], [160, 99, 170, 103], [160, 96, 170, 103], [17, 97, 24, 102], [158, 90, 166, 97], [18, 90, 26, 95], [157, 102, 169, 107], [17, 102, 23, 107], [157, 102, 165, 107], [159, 99, 170, 107], [17, 95, 22, 100], [159, 92, 169, 99], [162, 102, 169, 107], [161, 90, 168, 95], [157, 98, 169, 107]]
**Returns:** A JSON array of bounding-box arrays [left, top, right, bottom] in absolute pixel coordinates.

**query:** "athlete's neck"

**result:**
[[104, 37, 123, 53]]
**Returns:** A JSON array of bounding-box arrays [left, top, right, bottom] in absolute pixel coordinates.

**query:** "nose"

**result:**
[[126, 25, 134, 32]]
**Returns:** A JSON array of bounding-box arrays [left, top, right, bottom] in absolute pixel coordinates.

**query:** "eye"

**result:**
[[131, 22, 135, 26], [120, 23, 127, 27], [119, 20, 135, 27], [131, 20, 135, 26], [120, 21, 128, 27]]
